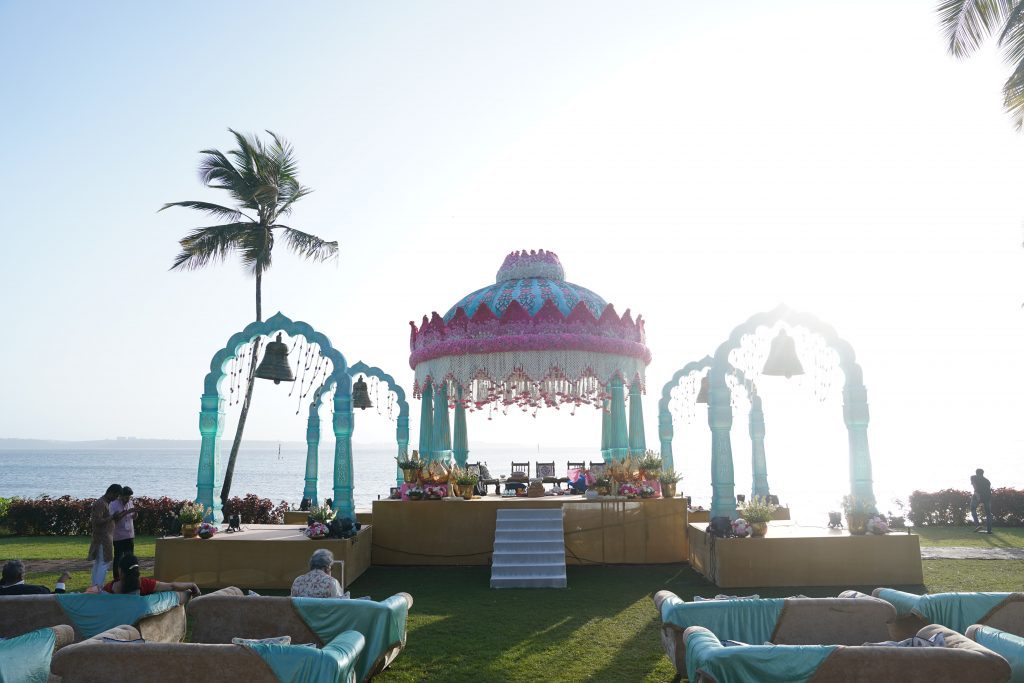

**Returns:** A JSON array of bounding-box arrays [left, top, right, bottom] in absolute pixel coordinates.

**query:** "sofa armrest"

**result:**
[[88, 625, 143, 642], [51, 624, 76, 651], [837, 590, 871, 599], [652, 590, 679, 615], [395, 592, 414, 610]]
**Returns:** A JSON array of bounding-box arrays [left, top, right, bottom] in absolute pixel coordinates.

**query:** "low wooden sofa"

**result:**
[[683, 623, 1011, 682], [186, 587, 413, 681], [652, 591, 896, 679], [871, 588, 1024, 640], [0, 591, 189, 643], [50, 624, 365, 683]]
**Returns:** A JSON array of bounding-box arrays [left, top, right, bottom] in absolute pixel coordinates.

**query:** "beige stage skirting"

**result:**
[[283, 510, 373, 526], [154, 524, 372, 590], [687, 521, 924, 588], [371, 496, 688, 566], [688, 507, 791, 523]]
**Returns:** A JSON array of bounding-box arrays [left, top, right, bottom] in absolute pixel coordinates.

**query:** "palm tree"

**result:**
[[162, 129, 338, 507], [938, 0, 1024, 129]]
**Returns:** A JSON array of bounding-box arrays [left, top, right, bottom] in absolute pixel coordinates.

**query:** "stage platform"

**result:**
[[283, 510, 374, 526], [154, 524, 372, 590], [371, 495, 688, 566], [687, 521, 923, 588], [688, 507, 791, 524]]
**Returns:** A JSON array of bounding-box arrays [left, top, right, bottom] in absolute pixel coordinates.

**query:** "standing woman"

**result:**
[[109, 486, 137, 579], [87, 484, 122, 588]]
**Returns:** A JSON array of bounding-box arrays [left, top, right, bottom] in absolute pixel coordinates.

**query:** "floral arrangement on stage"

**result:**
[[637, 451, 663, 480], [308, 505, 335, 524], [424, 483, 448, 500], [197, 522, 218, 539], [304, 522, 329, 539], [396, 451, 423, 484], [842, 495, 878, 535], [406, 486, 425, 500], [619, 483, 641, 499], [867, 515, 890, 535], [178, 501, 206, 525], [639, 484, 657, 499]]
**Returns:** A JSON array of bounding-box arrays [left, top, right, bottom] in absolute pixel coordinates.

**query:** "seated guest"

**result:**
[[291, 549, 346, 598], [102, 554, 201, 597], [0, 560, 70, 595]]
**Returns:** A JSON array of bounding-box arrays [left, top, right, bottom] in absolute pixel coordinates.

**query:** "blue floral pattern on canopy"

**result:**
[[444, 278, 607, 320]]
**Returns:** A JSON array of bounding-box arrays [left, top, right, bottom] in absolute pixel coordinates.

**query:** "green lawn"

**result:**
[[0, 535, 157, 560], [913, 526, 1024, 548], [6, 534, 1024, 681]]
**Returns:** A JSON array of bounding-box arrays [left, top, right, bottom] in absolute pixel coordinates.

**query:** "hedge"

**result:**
[[4, 494, 291, 536], [908, 487, 1024, 526]]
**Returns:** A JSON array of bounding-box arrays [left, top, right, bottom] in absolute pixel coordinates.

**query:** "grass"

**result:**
[[7, 534, 1024, 681], [913, 526, 1024, 548]]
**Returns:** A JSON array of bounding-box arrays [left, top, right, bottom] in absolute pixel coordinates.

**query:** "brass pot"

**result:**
[[462, 487, 474, 501], [596, 486, 610, 496], [402, 468, 419, 484], [181, 523, 199, 538], [750, 521, 768, 537], [662, 483, 677, 498], [846, 514, 869, 535]]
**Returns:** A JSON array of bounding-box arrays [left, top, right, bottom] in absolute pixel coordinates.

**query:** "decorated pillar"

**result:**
[[453, 384, 468, 467], [658, 407, 674, 472], [431, 382, 453, 463], [396, 412, 409, 487], [609, 376, 629, 460], [627, 379, 647, 457], [707, 371, 737, 520], [304, 399, 321, 506], [418, 382, 434, 461], [601, 398, 612, 463], [196, 393, 224, 522], [749, 395, 769, 499], [332, 376, 355, 520], [844, 377, 876, 506]]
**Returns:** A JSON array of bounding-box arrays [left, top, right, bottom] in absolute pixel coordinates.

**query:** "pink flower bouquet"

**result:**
[[304, 522, 329, 539]]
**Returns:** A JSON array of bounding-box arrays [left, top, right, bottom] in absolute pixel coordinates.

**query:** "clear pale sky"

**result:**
[[1, 1, 1022, 507]]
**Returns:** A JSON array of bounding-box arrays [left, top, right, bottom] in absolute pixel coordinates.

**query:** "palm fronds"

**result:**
[[277, 225, 339, 263], [938, 0, 1024, 129]]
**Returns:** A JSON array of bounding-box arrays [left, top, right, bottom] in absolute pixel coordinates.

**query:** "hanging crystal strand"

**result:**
[[288, 338, 305, 397]]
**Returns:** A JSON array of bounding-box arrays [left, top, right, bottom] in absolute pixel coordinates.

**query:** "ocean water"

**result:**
[[0, 444, 899, 522], [0, 445, 597, 511]]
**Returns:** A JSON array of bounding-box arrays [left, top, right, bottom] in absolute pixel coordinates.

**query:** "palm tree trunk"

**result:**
[[220, 270, 263, 509]]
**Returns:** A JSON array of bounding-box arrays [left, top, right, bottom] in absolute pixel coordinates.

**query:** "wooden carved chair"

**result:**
[[506, 461, 531, 492], [536, 461, 562, 489], [589, 461, 608, 477]]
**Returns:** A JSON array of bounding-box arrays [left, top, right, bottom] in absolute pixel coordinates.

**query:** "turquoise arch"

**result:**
[[658, 357, 767, 499], [707, 304, 874, 519], [196, 312, 352, 522], [312, 361, 411, 491]]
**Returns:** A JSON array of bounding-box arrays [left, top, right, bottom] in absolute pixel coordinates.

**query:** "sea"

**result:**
[[0, 442, 902, 522]]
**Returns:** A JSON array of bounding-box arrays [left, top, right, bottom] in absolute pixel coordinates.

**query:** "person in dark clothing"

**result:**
[[0, 560, 69, 595], [970, 468, 993, 533]]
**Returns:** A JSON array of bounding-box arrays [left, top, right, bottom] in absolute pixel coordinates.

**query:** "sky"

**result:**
[[1, 1, 1022, 510]]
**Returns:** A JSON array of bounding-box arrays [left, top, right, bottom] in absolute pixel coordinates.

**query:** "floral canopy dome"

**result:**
[[409, 249, 651, 411]]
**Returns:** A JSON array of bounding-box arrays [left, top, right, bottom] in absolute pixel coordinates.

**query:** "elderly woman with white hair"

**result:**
[[290, 548, 346, 598]]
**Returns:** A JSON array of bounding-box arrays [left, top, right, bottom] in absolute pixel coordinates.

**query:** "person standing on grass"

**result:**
[[109, 486, 137, 580], [970, 468, 993, 534], [87, 484, 123, 587]]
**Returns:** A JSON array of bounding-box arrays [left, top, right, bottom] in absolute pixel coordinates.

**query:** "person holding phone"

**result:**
[[109, 486, 137, 579]]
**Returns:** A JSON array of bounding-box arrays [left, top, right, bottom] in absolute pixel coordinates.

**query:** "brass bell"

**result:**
[[696, 375, 709, 404], [762, 329, 804, 378], [254, 333, 294, 385], [352, 375, 373, 410]]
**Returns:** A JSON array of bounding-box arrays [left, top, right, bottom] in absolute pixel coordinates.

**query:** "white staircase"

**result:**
[[490, 508, 567, 589]]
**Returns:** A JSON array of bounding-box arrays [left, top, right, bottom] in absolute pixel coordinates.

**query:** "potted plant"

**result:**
[[594, 476, 612, 496], [197, 521, 218, 539], [406, 486, 425, 501], [308, 505, 335, 526], [638, 451, 663, 480], [178, 502, 206, 538], [738, 496, 777, 537], [842, 495, 876, 535], [453, 470, 480, 500], [396, 452, 423, 484], [659, 470, 682, 498]]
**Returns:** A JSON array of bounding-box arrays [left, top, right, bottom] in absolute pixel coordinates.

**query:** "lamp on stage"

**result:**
[[762, 329, 804, 378]]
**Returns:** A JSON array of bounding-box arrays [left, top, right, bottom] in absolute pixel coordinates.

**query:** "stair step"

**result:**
[[490, 576, 567, 589], [494, 529, 564, 540], [492, 552, 565, 565], [493, 540, 565, 553], [494, 521, 564, 532], [496, 510, 564, 521]]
